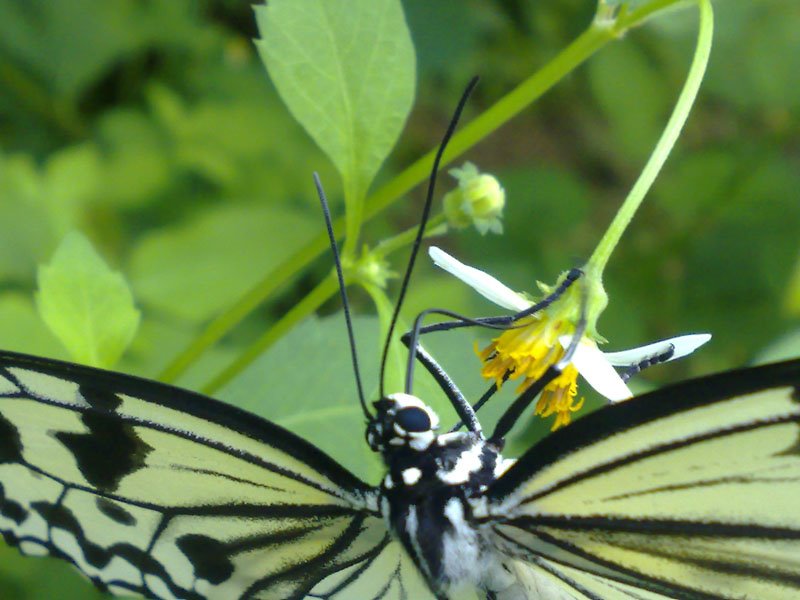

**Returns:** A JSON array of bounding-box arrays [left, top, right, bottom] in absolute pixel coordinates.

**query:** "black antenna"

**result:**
[[405, 307, 512, 393], [378, 76, 479, 398], [314, 173, 371, 420]]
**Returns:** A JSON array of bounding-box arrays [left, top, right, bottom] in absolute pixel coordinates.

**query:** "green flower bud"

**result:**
[[345, 245, 395, 289], [442, 162, 505, 235]]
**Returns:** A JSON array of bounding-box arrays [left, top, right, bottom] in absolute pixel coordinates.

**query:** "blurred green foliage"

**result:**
[[0, 0, 798, 597]]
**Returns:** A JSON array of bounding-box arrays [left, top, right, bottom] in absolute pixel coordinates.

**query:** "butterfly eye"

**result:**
[[395, 407, 432, 433]]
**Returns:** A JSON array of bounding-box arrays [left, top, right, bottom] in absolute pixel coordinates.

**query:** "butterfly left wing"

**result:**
[[482, 359, 800, 599], [0, 351, 435, 599]]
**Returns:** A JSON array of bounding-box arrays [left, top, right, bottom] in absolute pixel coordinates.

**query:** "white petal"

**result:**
[[560, 336, 632, 401], [428, 246, 531, 312], [602, 333, 712, 366]]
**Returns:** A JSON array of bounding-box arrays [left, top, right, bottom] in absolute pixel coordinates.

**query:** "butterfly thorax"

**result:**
[[369, 393, 514, 593]]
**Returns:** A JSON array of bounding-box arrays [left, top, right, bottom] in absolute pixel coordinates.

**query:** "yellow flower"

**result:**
[[535, 363, 584, 430], [430, 247, 712, 430], [477, 314, 585, 430]]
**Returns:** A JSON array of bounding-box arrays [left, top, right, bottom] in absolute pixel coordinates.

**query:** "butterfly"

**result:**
[[2, 80, 800, 599], [1, 343, 800, 599]]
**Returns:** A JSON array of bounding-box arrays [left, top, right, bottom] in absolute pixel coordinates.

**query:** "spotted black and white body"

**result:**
[[368, 393, 520, 597]]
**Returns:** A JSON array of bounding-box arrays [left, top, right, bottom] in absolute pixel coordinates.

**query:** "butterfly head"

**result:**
[[366, 393, 440, 453]]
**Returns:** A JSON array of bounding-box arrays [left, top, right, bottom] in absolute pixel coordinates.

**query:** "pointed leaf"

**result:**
[[254, 0, 415, 202], [36, 232, 140, 368]]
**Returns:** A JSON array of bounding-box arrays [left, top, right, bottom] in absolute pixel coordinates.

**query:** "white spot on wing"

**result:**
[[145, 575, 174, 600], [195, 580, 211, 596], [0, 373, 20, 395], [51, 528, 86, 570], [101, 556, 142, 589], [108, 584, 136, 596], [19, 541, 49, 556], [8, 368, 88, 407], [0, 465, 62, 540]]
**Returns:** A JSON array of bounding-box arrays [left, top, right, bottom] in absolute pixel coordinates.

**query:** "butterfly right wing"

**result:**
[[483, 360, 800, 599], [0, 351, 437, 599]]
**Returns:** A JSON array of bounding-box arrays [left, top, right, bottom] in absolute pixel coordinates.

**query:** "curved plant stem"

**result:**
[[374, 214, 447, 259], [586, 0, 713, 280]]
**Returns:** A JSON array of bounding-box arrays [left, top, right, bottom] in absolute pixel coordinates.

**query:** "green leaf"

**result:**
[[218, 315, 384, 482], [120, 315, 239, 390], [35, 232, 140, 368], [254, 0, 416, 203], [368, 284, 405, 398], [0, 146, 102, 281], [129, 205, 318, 322]]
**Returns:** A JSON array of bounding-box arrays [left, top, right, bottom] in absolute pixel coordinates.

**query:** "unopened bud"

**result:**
[[442, 162, 505, 235]]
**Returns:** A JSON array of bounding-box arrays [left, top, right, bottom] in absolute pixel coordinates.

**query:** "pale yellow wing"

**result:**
[[487, 360, 800, 599], [0, 351, 436, 599]]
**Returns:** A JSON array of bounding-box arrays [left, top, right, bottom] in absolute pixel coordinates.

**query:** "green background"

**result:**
[[0, 0, 798, 597]]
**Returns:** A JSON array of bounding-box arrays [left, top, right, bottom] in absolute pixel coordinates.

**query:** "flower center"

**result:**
[[477, 313, 583, 430]]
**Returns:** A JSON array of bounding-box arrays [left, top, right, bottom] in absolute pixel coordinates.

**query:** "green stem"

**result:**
[[160, 0, 690, 384], [361, 281, 404, 394], [201, 273, 339, 395], [373, 214, 448, 258], [341, 178, 363, 259], [586, 0, 713, 280]]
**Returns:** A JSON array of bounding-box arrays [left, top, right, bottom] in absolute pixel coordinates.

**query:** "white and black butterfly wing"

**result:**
[[0, 351, 435, 600], [306, 533, 441, 600], [485, 360, 800, 599]]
